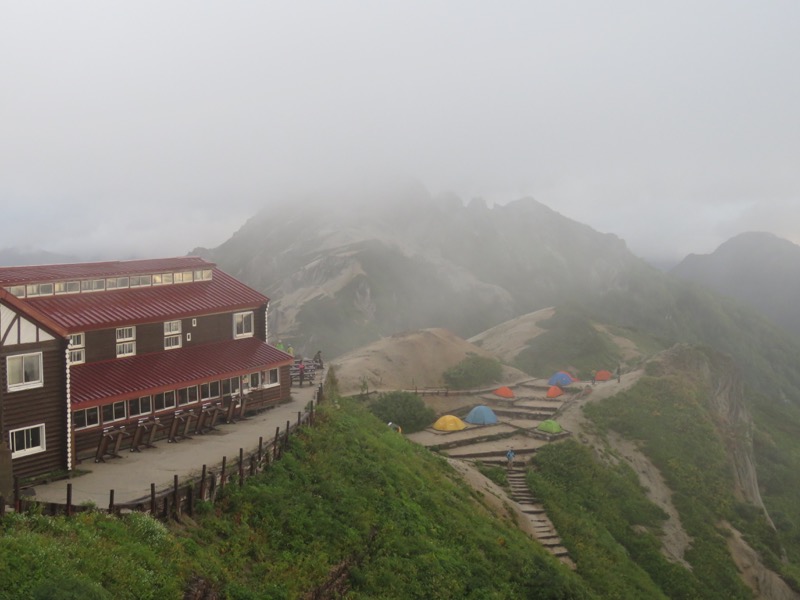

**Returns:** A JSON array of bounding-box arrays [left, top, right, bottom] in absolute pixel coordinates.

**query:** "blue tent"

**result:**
[[548, 372, 573, 387], [464, 405, 499, 425]]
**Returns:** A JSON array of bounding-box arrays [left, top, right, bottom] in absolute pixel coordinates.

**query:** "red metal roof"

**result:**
[[19, 268, 268, 332], [0, 256, 213, 286], [70, 337, 293, 407]]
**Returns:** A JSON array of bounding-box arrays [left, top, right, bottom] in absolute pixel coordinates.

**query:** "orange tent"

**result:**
[[493, 386, 515, 399], [595, 370, 613, 381], [546, 385, 563, 398]]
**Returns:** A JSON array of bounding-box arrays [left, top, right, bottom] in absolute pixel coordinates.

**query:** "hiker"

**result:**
[[591, 370, 597, 385], [276, 339, 285, 352], [616, 364, 621, 383], [506, 449, 516, 470], [313, 350, 323, 369], [298, 360, 306, 387], [288, 345, 294, 356]]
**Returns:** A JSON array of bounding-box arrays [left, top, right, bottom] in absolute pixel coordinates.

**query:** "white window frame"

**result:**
[[164, 320, 181, 334], [128, 396, 152, 417], [164, 335, 181, 350], [154, 390, 176, 412], [200, 380, 220, 400], [7, 352, 43, 392], [7, 285, 25, 297], [130, 275, 152, 288], [9, 424, 46, 458], [263, 367, 280, 388], [26, 283, 54, 297], [55, 281, 80, 295], [116, 326, 136, 357], [68, 333, 85, 365], [233, 311, 254, 339], [73, 407, 100, 430], [102, 400, 127, 424]]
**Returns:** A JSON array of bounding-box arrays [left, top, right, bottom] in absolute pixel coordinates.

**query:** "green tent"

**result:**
[[537, 420, 563, 434]]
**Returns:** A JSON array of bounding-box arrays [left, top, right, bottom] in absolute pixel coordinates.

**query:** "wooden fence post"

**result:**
[[238, 448, 244, 487], [220, 457, 227, 495], [249, 454, 255, 476], [186, 484, 194, 517], [109, 489, 115, 514], [14, 476, 20, 513], [284, 420, 290, 447], [66, 483, 73, 517], [297, 411, 301, 427], [274, 426, 280, 460], [150, 483, 156, 515], [258, 437, 263, 465], [0, 496, 5, 519], [199, 465, 207, 501], [173, 475, 180, 519]]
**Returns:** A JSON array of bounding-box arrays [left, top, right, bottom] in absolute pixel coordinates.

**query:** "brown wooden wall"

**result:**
[[83, 306, 267, 364], [0, 339, 67, 479]]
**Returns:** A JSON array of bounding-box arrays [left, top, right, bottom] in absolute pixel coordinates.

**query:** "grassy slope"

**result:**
[[0, 398, 590, 599]]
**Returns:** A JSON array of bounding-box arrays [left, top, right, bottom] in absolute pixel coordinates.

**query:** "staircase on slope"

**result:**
[[506, 467, 575, 569]]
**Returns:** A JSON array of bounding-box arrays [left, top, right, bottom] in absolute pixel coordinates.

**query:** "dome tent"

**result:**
[[537, 420, 563, 434], [546, 385, 564, 398], [433, 415, 467, 431], [595, 369, 613, 381], [493, 386, 515, 398], [464, 405, 499, 425], [547, 372, 574, 387]]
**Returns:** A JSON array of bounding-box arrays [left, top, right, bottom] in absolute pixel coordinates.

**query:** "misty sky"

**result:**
[[2, 1, 799, 263]]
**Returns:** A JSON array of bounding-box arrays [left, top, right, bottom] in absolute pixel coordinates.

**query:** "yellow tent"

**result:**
[[433, 415, 467, 431]]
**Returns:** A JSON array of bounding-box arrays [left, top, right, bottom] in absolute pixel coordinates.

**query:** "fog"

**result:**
[[1, 1, 799, 263]]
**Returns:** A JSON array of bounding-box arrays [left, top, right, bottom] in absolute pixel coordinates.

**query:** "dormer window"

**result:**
[[233, 311, 254, 338]]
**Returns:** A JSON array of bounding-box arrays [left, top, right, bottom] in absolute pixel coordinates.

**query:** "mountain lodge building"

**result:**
[[0, 256, 293, 481]]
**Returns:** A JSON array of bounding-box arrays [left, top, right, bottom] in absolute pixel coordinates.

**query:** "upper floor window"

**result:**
[[69, 333, 85, 364], [164, 320, 181, 334], [234, 311, 254, 339], [130, 274, 152, 287], [9, 424, 46, 458], [6, 285, 25, 297], [152, 273, 173, 286], [26, 283, 54, 297], [106, 276, 130, 291], [194, 269, 213, 281], [116, 326, 136, 358], [174, 271, 193, 283], [81, 279, 106, 292], [55, 281, 80, 294], [7, 352, 43, 391]]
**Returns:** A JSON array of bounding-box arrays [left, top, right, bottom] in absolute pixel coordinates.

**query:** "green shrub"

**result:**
[[442, 353, 502, 389], [368, 391, 435, 433]]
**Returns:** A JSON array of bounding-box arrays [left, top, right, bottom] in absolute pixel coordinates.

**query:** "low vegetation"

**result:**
[[442, 353, 502, 389], [513, 306, 621, 379], [0, 397, 589, 599], [367, 390, 435, 433]]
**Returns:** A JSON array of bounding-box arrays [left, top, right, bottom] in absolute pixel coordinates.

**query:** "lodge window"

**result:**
[[200, 381, 220, 400], [7, 352, 43, 392], [174, 271, 193, 283], [102, 401, 127, 423], [152, 273, 173, 285], [177, 385, 198, 406], [73, 407, 100, 430], [264, 368, 279, 387], [9, 424, 46, 458], [164, 320, 181, 334], [116, 326, 136, 358], [106, 276, 130, 290], [69, 333, 85, 365], [154, 391, 176, 412], [233, 311, 254, 339], [26, 283, 54, 297], [55, 281, 80, 294], [81, 279, 105, 292], [130, 275, 152, 287], [249, 372, 260, 389], [165, 335, 181, 350], [222, 377, 240, 397], [128, 396, 152, 417], [7, 285, 25, 297]]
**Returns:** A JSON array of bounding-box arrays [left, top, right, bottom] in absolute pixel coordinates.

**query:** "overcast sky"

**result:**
[[2, 1, 799, 264]]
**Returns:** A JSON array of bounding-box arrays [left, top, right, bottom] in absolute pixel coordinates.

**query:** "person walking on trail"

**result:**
[[616, 364, 621, 383], [506, 449, 516, 470], [298, 360, 306, 387], [288, 345, 294, 356], [591, 370, 597, 385], [276, 339, 285, 352], [313, 350, 323, 369]]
